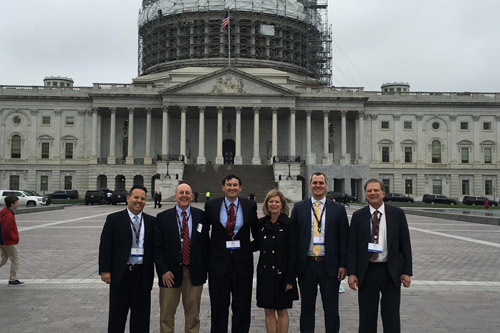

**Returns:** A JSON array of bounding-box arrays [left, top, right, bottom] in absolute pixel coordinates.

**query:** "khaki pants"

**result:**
[[0, 245, 19, 281], [159, 266, 203, 333]]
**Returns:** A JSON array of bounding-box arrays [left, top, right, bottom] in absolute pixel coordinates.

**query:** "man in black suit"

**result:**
[[155, 183, 209, 333], [347, 179, 413, 333], [204, 174, 258, 333], [99, 185, 155, 333], [291, 172, 349, 333]]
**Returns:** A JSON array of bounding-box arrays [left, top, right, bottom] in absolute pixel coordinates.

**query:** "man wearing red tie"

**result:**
[[154, 183, 209, 333], [347, 179, 413, 333], [204, 174, 258, 333]]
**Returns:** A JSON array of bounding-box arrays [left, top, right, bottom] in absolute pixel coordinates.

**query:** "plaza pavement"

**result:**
[[1, 202, 499, 332]]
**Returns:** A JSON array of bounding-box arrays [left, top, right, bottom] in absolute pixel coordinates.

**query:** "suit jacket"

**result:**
[[292, 198, 349, 277], [347, 204, 413, 287], [98, 209, 155, 292], [154, 206, 210, 287], [204, 197, 258, 278]]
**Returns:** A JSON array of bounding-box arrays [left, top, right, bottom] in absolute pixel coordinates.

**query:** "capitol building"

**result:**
[[1, 0, 499, 202]]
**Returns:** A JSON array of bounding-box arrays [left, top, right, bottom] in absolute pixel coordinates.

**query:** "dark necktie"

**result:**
[[371, 210, 380, 260], [226, 203, 235, 237], [181, 211, 190, 265]]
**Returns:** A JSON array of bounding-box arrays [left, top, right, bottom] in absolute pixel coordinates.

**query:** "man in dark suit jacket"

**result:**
[[99, 185, 155, 333], [204, 174, 258, 333], [347, 179, 412, 333], [291, 172, 349, 333], [155, 183, 209, 333]]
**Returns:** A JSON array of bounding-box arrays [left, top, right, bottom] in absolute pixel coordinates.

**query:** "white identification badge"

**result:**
[[226, 240, 241, 250], [197, 223, 203, 233], [131, 248, 144, 257], [313, 236, 325, 245], [368, 243, 383, 253]]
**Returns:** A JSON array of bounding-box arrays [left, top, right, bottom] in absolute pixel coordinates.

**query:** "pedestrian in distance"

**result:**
[[0, 195, 25, 286], [205, 191, 210, 201]]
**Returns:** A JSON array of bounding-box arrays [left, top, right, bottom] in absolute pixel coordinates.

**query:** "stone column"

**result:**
[[272, 107, 278, 161], [371, 114, 378, 163], [234, 107, 242, 164], [357, 111, 365, 164], [108, 107, 116, 164], [289, 107, 296, 156], [322, 110, 330, 165], [90, 107, 97, 163], [341, 110, 347, 164], [162, 106, 169, 156], [180, 106, 187, 159], [197, 106, 206, 164], [416, 114, 424, 167], [306, 110, 312, 156], [496, 115, 500, 168], [393, 114, 401, 164], [29, 109, 38, 162], [473, 115, 480, 165], [0, 110, 3, 159], [215, 106, 224, 164], [449, 115, 457, 165], [252, 107, 261, 165], [126, 107, 134, 164], [145, 108, 152, 164], [77, 110, 86, 160]]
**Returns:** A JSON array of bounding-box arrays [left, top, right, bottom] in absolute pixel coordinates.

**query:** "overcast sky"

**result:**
[[1, 0, 499, 92]]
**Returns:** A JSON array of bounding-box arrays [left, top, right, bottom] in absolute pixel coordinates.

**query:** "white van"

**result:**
[[0, 190, 48, 207]]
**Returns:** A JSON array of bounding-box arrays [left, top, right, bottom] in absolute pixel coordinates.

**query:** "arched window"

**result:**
[[431, 140, 441, 163], [11, 135, 21, 158]]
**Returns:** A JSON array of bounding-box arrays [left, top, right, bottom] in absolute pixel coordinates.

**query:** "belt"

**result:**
[[307, 256, 326, 262], [126, 264, 143, 271]]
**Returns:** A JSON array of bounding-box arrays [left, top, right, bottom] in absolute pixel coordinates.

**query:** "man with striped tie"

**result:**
[[154, 183, 209, 333]]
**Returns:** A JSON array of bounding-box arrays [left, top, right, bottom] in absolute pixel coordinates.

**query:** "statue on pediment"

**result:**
[[211, 74, 244, 94]]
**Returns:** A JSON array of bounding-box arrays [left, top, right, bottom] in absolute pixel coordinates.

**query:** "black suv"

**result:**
[[85, 190, 106, 205], [422, 194, 457, 205], [50, 190, 79, 200], [384, 193, 414, 203], [111, 190, 128, 205], [463, 196, 498, 206], [327, 191, 357, 203]]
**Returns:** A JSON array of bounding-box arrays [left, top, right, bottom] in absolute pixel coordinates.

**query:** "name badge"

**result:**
[[368, 243, 383, 253], [197, 223, 203, 233], [313, 236, 324, 245], [226, 240, 241, 250], [131, 247, 144, 257]]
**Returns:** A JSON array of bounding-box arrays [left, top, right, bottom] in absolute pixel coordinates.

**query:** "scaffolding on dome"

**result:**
[[138, 0, 332, 86]]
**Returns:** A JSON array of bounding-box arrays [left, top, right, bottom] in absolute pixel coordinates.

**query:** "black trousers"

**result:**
[[358, 262, 401, 333], [298, 260, 340, 333], [208, 265, 253, 333], [108, 267, 151, 333]]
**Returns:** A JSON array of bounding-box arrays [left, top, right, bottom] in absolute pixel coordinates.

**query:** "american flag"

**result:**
[[222, 11, 229, 29]]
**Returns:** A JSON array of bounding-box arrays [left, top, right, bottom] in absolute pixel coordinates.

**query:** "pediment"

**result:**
[[159, 68, 298, 96]]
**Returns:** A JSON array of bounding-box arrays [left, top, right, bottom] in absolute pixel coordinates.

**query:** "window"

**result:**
[[381, 121, 390, 129], [405, 179, 413, 195], [484, 147, 492, 164], [65, 143, 74, 159], [11, 134, 21, 158], [432, 179, 442, 195], [462, 180, 470, 195], [42, 116, 51, 125], [432, 122, 440, 130], [461, 147, 469, 163], [40, 175, 48, 192], [41, 142, 50, 159], [404, 147, 412, 163], [9, 175, 20, 190], [403, 121, 412, 130], [485, 180, 493, 195], [65, 116, 75, 125], [431, 140, 441, 163], [64, 176, 73, 190], [460, 122, 469, 130], [382, 179, 390, 192], [382, 146, 390, 162], [483, 122, 492, 131]]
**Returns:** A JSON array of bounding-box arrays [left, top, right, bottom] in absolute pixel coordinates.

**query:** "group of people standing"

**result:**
[[98, 172, 412, 333]]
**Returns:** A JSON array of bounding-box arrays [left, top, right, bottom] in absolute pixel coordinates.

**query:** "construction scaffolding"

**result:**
[[138, 0, 332, 85]]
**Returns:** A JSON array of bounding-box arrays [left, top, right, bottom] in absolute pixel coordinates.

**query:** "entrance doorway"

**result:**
[[223, 139, 235, 164]]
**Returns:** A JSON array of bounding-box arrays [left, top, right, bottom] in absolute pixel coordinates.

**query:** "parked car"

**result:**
[[22, 190, 52, 205], [49, 190, 79, 200], [384, 193, 414, 203], [463, 196, 498, 206], [84, 190, 106, 205], [0, 190, 48, 207], [111, 190, 128, 205], [422, 194, 457, 205], [327, 191, 357, 203]]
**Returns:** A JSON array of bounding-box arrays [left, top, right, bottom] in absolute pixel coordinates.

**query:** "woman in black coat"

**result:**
[[254, 189, 298, 333]]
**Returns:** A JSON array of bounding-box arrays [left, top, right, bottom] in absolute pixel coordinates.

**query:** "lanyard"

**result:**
[[129, 215, 143, 245], [175, 209, 191, 240], [311, 203, 326, 233]]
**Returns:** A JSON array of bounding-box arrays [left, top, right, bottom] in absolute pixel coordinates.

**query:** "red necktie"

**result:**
[[371, 210, 380, 260], [226, 203, 235, 237], [181, 211, 190, 265]]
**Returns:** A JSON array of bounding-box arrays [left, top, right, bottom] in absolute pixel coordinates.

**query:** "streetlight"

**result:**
[[286, 160, 293, 180], [164, 161, 171, 179]]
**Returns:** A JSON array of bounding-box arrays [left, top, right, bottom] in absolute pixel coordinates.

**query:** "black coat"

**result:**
[[253, 214, 299, 309]]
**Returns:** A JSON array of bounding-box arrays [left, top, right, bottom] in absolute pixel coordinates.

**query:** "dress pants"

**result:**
[[0, 245, 19, 281], [358, 262, 401, 333], [108, 267, 151, 333], [298, 259, 340, 333], [208, 264, 252, 333], [159, 266, 203, 333]]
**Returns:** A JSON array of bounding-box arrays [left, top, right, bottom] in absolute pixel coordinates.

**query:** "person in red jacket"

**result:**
[[0, 195, 25, 286]]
